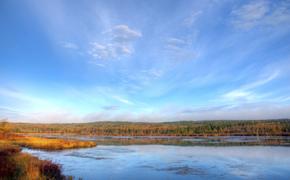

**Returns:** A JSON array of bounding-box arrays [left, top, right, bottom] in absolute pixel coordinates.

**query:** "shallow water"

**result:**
[[23, 145, 290, 180]]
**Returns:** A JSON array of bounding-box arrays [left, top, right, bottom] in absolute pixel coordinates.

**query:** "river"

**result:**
[[23, 138, 290, 180]]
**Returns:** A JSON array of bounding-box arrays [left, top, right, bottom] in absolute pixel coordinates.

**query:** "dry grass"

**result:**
[[2, 134, 96, 151], [0, 141, 65, 179], [14, 135, 96, 150], [0, 133, 96, 179]]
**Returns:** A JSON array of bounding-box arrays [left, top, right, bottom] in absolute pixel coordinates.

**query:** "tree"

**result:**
[[0, 119, 11, 137]]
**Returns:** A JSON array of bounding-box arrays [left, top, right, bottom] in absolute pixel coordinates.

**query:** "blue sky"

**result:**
[[1, 0, 290, 123]]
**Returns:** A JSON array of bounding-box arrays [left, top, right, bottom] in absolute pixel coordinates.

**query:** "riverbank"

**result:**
[[0, 142, 65, 179], [0, 133, 97, 179], [4, 134, 96, 151]]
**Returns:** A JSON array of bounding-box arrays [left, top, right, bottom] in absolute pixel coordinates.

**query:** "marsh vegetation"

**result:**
[[0, 121, 96, 179], [1, 120, 290, 179]]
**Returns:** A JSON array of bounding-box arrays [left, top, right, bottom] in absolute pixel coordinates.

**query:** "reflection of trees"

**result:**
[[92, 136, 290, 146]]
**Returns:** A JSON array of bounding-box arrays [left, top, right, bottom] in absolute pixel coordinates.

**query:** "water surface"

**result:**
[[23, 145, 290, 180]]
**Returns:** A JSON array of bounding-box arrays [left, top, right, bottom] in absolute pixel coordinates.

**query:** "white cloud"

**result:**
[[60, 41, 79, 50], [231, 0, 269, 29], [89, 42, 117, 59], [0, 87, 50, 106], [231, 0, 290, 30], [107, 25, 142, 43], [183, 10, 202, 27], [241, 70, 279, 89], [221, 71, 280, 102], [3, 102, 290, 123], [141, 68, 164, 79], [166, 38, 187, 51], [164, 37, 197, 61], [271, 95, 290, 102], [81, 103, 290, 121], [0, 106, 27, 120], [89, 42, 132, 59], [223, 90, 254, 101], [88, 60, 105, 67], [25, 111, 82, 123], [89, 25, 142, 60], [111, 95, 133, 105], [119, 68, 165, 95], [177, 103, 290, 120]]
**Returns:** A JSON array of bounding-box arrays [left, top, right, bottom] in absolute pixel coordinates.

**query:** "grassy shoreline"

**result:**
[[0, 131, 97, 179], [0, 141, 65, 179], [6, 134, 96, 151]]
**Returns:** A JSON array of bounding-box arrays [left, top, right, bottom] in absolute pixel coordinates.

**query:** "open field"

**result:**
[[9, 119, 290, 136]]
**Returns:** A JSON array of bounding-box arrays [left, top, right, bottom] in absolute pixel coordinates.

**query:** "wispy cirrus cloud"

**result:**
[[111, 95, 133, 105], [231, 0, 290, 30], [222, 71, 280, 102], [89, 25, 142, 60], [241, 70, 280, 89], [118, 68, 166, 95], [3, 102, 290, 123], [107, 25, 142, 43], [0, 106, 27, 120], [164, 37, 198, 61], [176, 103, 290, 120], [166, 38, 187, 50], [89, 42, 129, 59], [183, 10, 202, 27], [60, 41, 79, 50], [0, 87, 50, 106]]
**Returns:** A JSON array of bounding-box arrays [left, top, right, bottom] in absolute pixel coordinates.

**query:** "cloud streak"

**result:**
[[111, 95, 133, 105], [60, 41, 79, 50], [183, 10, 202, 27], [89, 25, 142, 60], [222, 71, 280, 102], [0, 88, 50, 107], [231, 0, 290, 30]]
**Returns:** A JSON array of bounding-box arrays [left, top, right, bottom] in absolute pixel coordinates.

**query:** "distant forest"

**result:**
[[7, 119, 290, 136]]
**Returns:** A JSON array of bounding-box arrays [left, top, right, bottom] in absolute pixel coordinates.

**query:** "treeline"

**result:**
[[9, 119, 290, 136]]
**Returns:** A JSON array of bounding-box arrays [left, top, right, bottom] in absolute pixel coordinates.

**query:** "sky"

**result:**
[[1, 0, 290, 123]]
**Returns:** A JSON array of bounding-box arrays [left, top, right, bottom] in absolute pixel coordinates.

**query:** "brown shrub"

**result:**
[[0, 156, 18, 178], [40, 160, 65, 180], [0, 145, 21, 156]]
